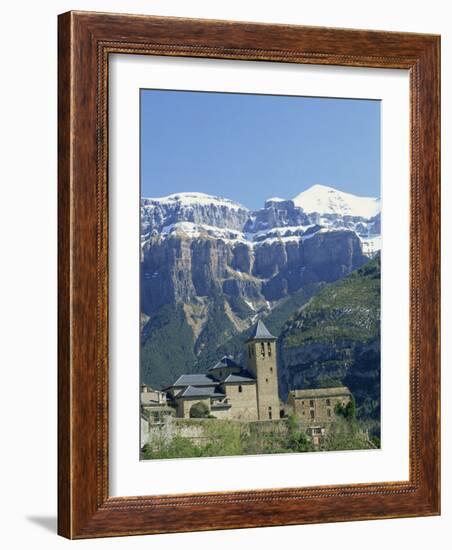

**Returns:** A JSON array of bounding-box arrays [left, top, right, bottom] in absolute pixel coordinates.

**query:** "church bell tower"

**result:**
[[246, 320, 279, 420]]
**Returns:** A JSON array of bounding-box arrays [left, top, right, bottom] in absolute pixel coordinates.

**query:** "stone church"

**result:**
[[164, 320, 280, 421], [142, 319, 352, 430]]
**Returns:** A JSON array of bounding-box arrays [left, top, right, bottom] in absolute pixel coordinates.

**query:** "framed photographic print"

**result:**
[[58, 11, 440, 538]]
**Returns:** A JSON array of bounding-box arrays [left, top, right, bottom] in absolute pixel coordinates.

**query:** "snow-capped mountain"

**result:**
[[140, 184, 381, 390], [141, 192, 249, 239], [292, 184, 380, 218], [141, 185, 380, 256]]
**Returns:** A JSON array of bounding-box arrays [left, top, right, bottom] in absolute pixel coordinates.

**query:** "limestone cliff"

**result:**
[[140, 187, 380, 392]]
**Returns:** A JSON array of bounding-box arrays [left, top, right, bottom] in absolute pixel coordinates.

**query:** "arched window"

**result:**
[[238, 385, 242, 393], [267, 342, 271, 356], [260, 342, 265, 357]]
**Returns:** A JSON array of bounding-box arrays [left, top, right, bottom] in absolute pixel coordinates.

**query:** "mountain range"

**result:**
[[140, 184, 381, 431]]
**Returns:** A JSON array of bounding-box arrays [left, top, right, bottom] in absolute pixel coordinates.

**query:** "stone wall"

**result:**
[[142, 416, 291, 450], [141, 414, 368, 454], [221, 382, 258, 420], [289, 391, 350, 424]]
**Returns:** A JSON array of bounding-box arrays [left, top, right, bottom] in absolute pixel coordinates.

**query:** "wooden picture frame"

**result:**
[[58, 11, 440, 539]]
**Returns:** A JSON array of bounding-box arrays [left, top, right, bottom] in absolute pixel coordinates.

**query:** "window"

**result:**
[[310, 400, 314, 407], [327, 408, 331, 417], [270, 367, 273, 373], [267, 342, 271, 356], [266, 378, 269, 383], [260, 342, 265, 357], [326, 398, 331, 406], [238, 385, 242, 393], [310, 410, 315, 419], [268, 406, 272, 420]]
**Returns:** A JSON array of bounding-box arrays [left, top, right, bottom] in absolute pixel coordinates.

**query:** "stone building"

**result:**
[[140, 383, 173, 423], [150, 320, 353, 435], [288, 387, 352, 444], [141, 384, 168, 407], [164, 320, 280, 421], [245, 320, 280, 420]]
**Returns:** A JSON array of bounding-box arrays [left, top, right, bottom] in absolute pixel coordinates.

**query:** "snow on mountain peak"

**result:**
[[292, 184, 380, 218], [143, 191, 248, 211]]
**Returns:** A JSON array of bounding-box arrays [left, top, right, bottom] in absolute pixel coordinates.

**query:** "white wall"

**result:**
[[0, 0, 449, 548]]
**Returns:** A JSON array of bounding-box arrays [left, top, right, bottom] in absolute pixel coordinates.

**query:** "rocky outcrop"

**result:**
[[246, 198, 380, 246], [141, 192, 249, 237], [141, 229, 366, 317]]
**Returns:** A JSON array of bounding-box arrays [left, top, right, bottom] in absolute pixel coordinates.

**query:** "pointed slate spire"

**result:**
[[246, 319, 277, 342]]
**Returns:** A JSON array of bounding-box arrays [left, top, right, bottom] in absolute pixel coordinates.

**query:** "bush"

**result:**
[[189, 401, 210, 419], [344, 396, 356, 420], [286, 414, 315, 453], [141, 436, 203, 459], [335, 396, 356, 421], [321, 418, 370, 451]]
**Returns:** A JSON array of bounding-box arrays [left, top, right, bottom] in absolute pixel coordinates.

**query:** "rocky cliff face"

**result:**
[[141, 192, 249, 237], [141, 229, 366, 313], [140, 186, 380, 391]]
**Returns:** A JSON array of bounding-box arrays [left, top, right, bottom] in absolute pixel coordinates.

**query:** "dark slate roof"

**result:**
[[223, 370, 256, 384], [208, 355, 242, 372], [177, 385, 225, 399], [246, 319, 276, 341], [171, 374, 217, 387]]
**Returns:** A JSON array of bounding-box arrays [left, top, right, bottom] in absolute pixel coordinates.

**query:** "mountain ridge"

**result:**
[[140, 184, 381, 397], [141, 184, 381, 256]]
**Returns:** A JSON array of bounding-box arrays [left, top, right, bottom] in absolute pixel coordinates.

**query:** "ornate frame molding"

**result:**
[[58, 11, 440, 538]]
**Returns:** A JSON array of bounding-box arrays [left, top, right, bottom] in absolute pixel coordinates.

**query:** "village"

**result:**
[[140, 320, 370, 454]]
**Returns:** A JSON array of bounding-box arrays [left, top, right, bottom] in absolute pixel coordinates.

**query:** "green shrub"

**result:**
[[189, 401, 210, 418], [335, 396, 356, 421]]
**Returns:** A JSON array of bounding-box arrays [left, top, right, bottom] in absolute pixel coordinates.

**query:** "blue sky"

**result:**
[[140, 89, 380, 210]]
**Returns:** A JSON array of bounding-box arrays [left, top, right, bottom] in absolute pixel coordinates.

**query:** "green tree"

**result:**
[[344, 395, 356, 420], [189, 401, 210, 419], [335, 396, 356, 421], [286, 414, 314, 452]]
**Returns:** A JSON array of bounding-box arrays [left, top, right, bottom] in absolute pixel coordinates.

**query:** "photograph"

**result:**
[[139, 89, 382, 459], [0, 0, 444, 545]]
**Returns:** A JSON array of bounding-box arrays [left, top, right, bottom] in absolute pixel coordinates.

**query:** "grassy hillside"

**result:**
[[284, 256, 380, 347], [279, 256, 381, 436]]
